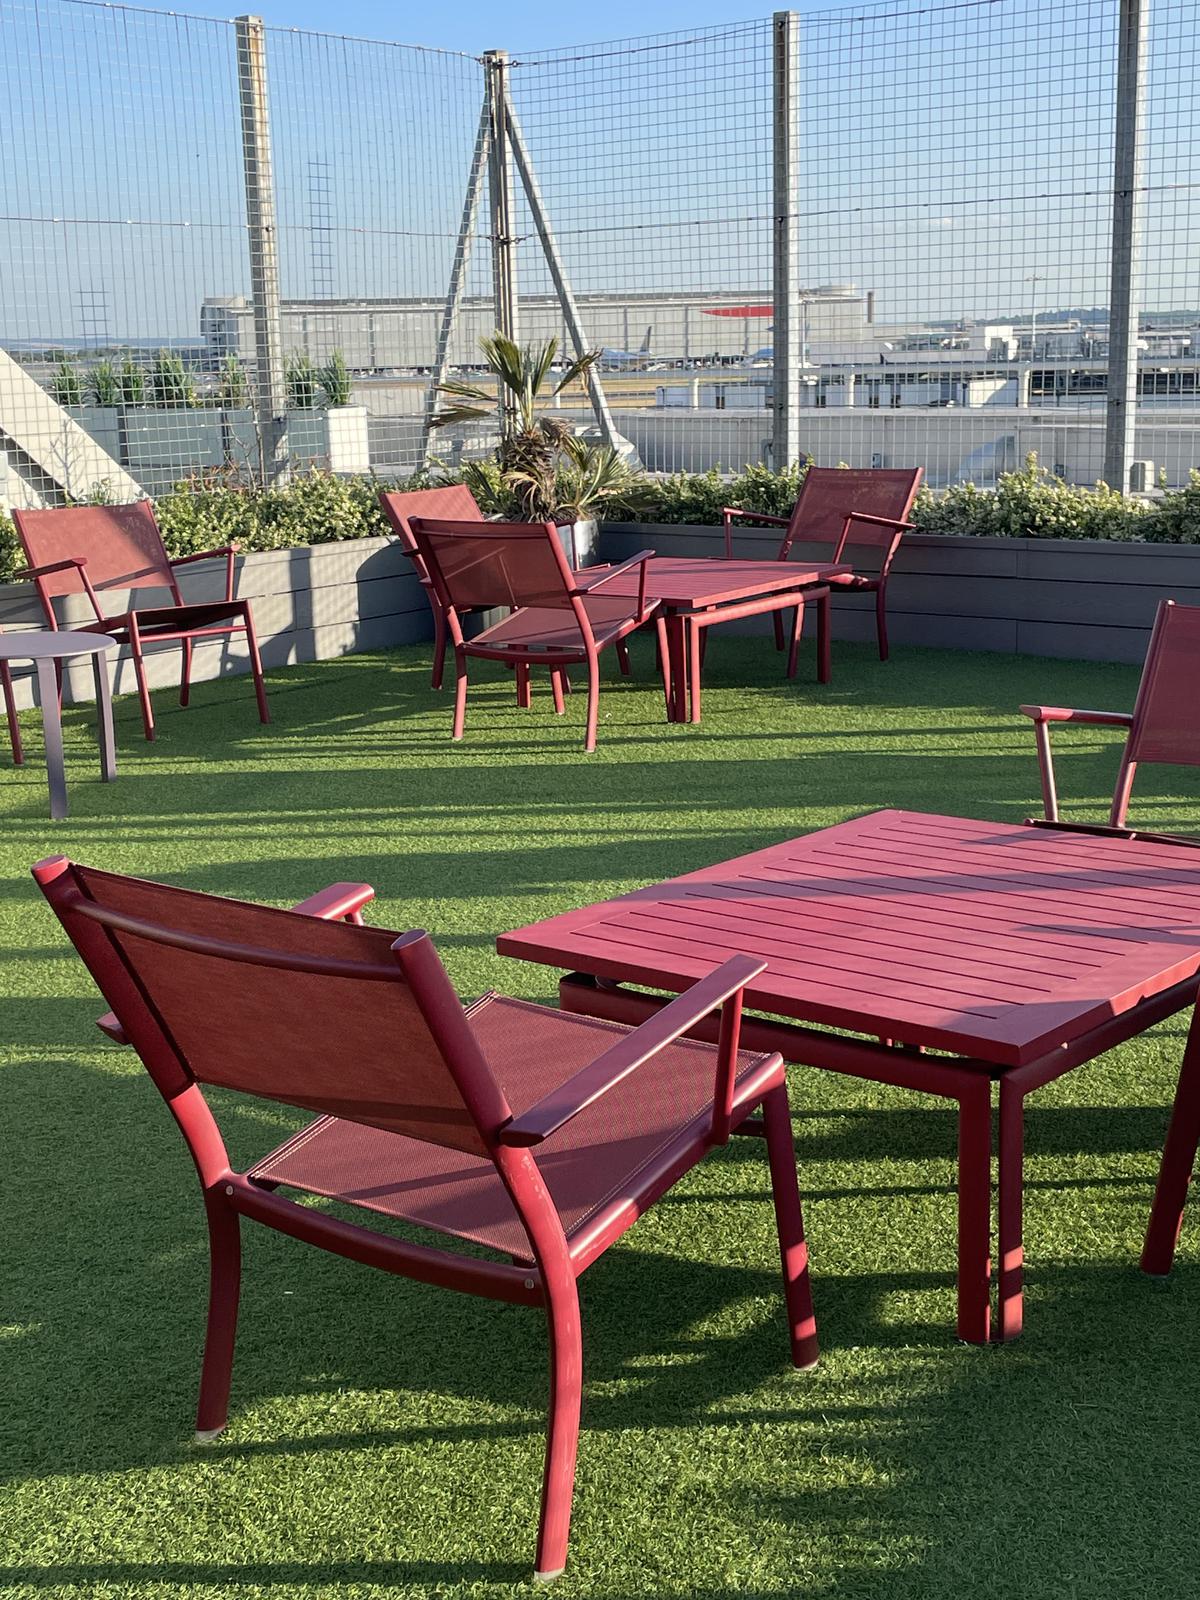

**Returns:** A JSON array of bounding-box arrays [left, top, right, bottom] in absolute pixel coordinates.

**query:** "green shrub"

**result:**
[[147, 350, 195, 408], [48, 360, 83, 407], [116, 357, 145, 405], [285, 351, 321, 411], [635, 459, 810, 525], [1143, 471, 1200, 544], [217, 355, 249, 409], [319, 349, 353, 408], [910, 455, 1146, 541], [87, 359, 120, 407]]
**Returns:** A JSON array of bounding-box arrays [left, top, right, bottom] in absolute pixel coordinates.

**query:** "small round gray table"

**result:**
[[1, 631, 118, 819]]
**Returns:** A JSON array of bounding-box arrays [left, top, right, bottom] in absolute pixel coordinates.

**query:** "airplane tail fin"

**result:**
[[638, 325, 652, 354]]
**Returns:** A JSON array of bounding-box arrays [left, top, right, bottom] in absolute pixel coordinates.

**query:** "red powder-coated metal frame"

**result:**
[[11, 502, 269, 742], [378, 483, 486, 690], [722, 465, 923, 663], [577, 556, 849, 724], [1021, 599, 1200, 827], [498, 808, 1200, 1343], [408, 517, 667, 752], [34, 857, 815, 1581]]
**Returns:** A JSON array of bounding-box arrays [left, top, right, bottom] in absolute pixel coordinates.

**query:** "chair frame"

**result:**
[[409, 517, 666, 753], [35, 854, 817, 1582], [1020, 599, 1199, 828], [12, 502, 270, 741], [721, 465, 923, 662], [1, 636, 22, 766], [378, 484, 487, 691]]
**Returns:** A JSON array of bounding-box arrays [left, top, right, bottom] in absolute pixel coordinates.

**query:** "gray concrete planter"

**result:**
[[0, 533, 431, 711], [599, 521, 1200, 665]]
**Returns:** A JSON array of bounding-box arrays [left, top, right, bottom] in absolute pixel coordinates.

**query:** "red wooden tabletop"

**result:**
[[498, 809, 1200, 1067], [591, 555, 850, 609]]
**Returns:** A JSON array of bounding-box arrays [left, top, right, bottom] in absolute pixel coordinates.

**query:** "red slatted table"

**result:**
[[592, 556, 850, 722], [498, 809, 1200, 1342]]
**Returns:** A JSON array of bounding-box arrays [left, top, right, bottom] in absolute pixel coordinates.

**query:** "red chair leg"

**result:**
[[786, 599, 806, 680], [761, 1083, 818, 1369], [1, 659, 23, 765], [1142, 1013, 1200, 1274], [533, 1279, 583, 1583], [1110, 756, 1137, 828], [195, 1193, 241, 1440], [875, 585, 889, 662], [616, 639, 631, 677], [452, 648, 469, 741], [551, 669, 566, 715], [431, 608, 448, 691], [583, 654, 600, 753], [179, 638, 193, 707], [516, 664, 532, 709], [129, 627, 156, 741], [243, 613, 271, 725]]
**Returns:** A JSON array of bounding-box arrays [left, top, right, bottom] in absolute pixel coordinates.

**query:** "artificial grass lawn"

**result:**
[[3, 634, 1200, 1600]]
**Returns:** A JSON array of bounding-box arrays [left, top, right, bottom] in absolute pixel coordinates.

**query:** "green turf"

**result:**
[[3, 635, 1199, 1600]]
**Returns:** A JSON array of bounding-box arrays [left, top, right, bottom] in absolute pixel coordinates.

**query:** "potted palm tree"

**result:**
[[430, 333, 633, 563]]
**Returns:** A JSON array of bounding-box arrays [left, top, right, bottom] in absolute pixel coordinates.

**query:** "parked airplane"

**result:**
[[599, 327, 658, 369]]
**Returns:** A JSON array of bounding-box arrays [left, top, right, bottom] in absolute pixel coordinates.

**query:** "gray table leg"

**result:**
[[92, 653, 117, 782], [35, 657, 68, 820]]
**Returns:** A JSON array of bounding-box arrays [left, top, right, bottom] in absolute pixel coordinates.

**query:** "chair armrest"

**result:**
[[95, 881, 376, 1042], [498, 953, 768, 1147], [14, 557, 87, 581], [576, 549, 656, 616], [721, 507, 790, 527], [841, 512, 915, 532], [1018, 704, 1134, 727], [171, 546, 238, 603]]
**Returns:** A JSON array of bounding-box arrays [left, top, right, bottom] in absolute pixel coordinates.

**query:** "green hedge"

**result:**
[[6, 459, 1200, 586]]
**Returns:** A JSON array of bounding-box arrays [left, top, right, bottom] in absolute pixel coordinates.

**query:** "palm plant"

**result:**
[[48, 360, 84, 407], [285, 350, 321, 411], [217, 353, 249, 409], [554, 435, 648, 522], [148, 349, 195, 408], [430, 333, 600, 521], [116, 356, 145, 405]]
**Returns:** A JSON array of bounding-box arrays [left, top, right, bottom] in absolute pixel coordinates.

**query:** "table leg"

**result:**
[[1142, 1007, 1200, 1274], [688, 619, 703, 724], [817, 592, 832, 684], [666, 616, 688, 723], [92, 653, 117, 782], [35, 657, 68, 820], [956, 1079, 993, 1343], [997, 1078, 1025, 1341]]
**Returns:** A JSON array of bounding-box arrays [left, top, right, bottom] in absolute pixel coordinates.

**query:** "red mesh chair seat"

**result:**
[[251, 996, 777, 1262], [472, 594, 649, 658]]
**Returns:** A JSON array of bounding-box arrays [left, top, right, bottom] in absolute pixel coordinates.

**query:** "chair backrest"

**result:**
[[378, 485, 484, 582], [781, 467, 923, 572], [34, 858, 512, 1161], [13, 502, 180, 619], [409, 518, 578, 616], [1125, 600, 1200, 768]]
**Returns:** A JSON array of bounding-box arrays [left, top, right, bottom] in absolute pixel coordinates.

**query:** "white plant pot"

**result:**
[[323, 404, 371, 474]]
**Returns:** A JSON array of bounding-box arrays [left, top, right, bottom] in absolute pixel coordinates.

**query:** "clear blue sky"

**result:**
[[250, 0, 801, 52]]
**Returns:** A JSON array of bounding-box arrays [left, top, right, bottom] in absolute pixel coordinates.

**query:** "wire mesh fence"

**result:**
[[0, 0, 1198, 514]]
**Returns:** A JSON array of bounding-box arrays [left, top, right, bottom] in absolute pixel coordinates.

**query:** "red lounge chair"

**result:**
[[11, 502, 269, 741], [722, 465, 923, 663], [1021, 599, 1200, 827], [34, 855, 818, 1583], [409, 517, 666, 752], [379, 483, 487, 690]]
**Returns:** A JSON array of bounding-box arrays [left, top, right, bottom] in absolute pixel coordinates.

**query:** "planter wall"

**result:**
[[0, 534, 431, 711], [600, 522, 1200, 665]]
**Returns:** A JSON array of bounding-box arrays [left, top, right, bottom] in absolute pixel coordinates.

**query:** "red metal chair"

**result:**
[[409, 517, 666, 753], [1, 632, 22, 765], [379, 484, 486, 691], [1021, 599, 1200, 827], [34, 854, 818, 1583], [722, 466, 923, 663], [11, 502, 270, 741]]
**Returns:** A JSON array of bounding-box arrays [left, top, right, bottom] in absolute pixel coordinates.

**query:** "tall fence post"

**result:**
[[235, 15, 288, 483], [485, 49, 519, 438], [1103, 0, 1149, 495], [772, 11, 801, 472]]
